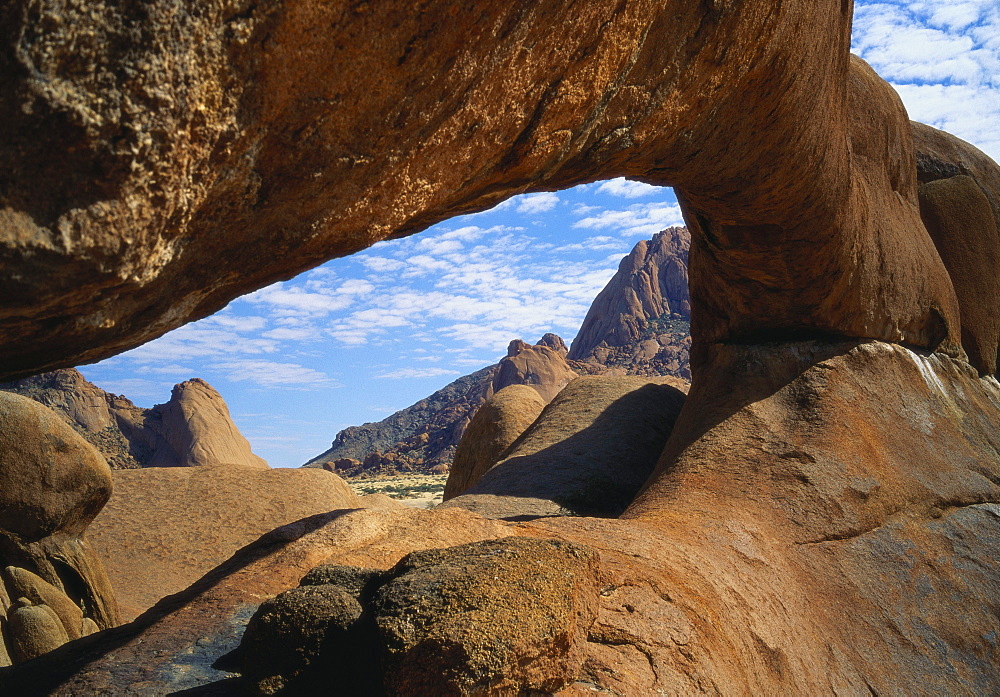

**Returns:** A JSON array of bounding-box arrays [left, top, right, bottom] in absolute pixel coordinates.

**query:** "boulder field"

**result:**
[[0, 393, 120, 667], [1, 0, 999, 694]]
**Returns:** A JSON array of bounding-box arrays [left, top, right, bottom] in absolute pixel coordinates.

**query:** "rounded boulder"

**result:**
[[0, 392, 112, 541]]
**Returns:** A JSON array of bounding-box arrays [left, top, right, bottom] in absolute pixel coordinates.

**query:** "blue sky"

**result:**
[[79, 1, 1000, 468]]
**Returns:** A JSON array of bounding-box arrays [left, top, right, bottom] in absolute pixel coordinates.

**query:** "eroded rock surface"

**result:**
[[240, 583, 371, 695], [0, 1, 968, 382], [87, 464, 360, 620], [0, 508, 516, 695], [1, 0, 999, 693]]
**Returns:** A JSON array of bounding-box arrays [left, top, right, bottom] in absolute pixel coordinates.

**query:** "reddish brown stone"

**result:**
[[0, 2, 968, 380]]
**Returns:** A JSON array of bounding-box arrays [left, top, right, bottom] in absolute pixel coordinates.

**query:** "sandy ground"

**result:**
[[348, 474, 447, 509]]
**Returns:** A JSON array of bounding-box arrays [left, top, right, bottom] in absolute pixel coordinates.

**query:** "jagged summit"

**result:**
[[568, 226, 691, 365]]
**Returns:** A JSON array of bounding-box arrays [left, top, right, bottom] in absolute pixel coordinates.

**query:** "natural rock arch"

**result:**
[[3, 0, 995, 381], [2, 1, 1000, 694]]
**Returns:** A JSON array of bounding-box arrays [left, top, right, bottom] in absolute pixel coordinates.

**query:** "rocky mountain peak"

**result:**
[[537, 333, 568, 353], [569, 226, 691, 363], [146, 378, 268, 469]]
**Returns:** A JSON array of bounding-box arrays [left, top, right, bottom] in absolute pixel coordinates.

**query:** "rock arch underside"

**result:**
[[1, 0, 999, 694]]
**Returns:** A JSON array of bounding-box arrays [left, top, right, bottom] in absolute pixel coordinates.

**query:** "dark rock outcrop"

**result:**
[[238, 537, 599, 696], [240, 584, 372, 695], [372, 538, 599, 696], [0, 370, 268, 469]]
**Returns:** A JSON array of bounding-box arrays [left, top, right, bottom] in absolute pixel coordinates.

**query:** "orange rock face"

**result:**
[[569, 227, 690, 359], [443, 384, 547, 501], [142, 379, 269, 469], [913, 122, 1000, 375], [493, 337, 579, 404], [0, 1, 969, 381]]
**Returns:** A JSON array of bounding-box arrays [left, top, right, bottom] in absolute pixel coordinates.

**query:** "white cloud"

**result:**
[[205, 314, 267, 332], [141, 363, 197, 375], [244, 284, 351, 315], [262, 327, 319, 341], [573, 202, 685, 238], [853, 0, 1000, 160], [374, 367, 461, 379], [893, 83, 1000, 160], [925, 3, 981, 31], [120, 324, 279, 363], [357, 256, 406, 272], [596, 178, 662, 198], [515, 192, 560, 214], [415, 237, 464, 254], [210, 360, 337, 388], [242, 279, 374, 317], [553, 236, 629, 253], [437, 226, 492, 242]]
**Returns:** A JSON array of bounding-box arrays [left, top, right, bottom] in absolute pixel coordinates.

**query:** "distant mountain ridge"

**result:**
[[0, 369, 268, 470], [305, 227, 693, 477], [303, 365, 500, 474], [304, 334, 581, 477]]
